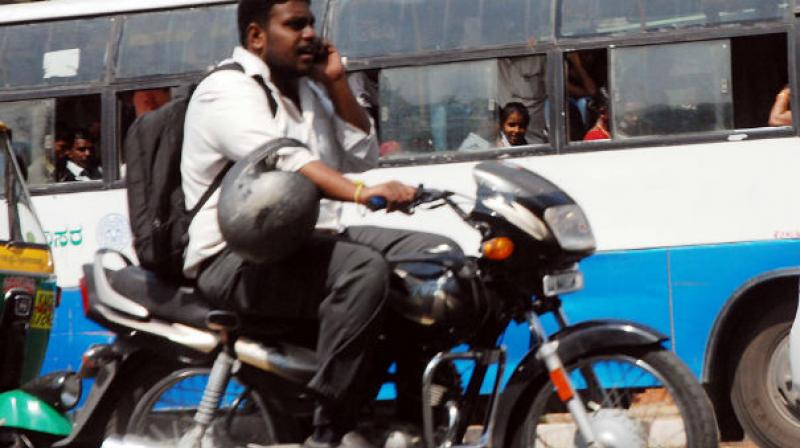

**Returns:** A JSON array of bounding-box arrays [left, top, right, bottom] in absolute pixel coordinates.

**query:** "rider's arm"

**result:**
[[311, 43, 379, 173], [299, 160, 415, 209]]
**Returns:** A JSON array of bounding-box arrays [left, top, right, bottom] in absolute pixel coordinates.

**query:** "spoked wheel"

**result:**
[[122, 367, 278, 447], [510, 347, 718, 448]]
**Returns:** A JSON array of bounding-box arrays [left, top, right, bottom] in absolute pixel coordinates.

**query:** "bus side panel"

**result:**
[[559, 248, 672, 344], [670, 239, 800, 377]]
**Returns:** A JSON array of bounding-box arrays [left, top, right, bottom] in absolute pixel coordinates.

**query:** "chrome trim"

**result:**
[[234, 338, 316, 384], [94, 303, 219, 353]]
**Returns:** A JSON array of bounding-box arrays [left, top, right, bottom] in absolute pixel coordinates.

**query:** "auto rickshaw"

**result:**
[[0, 121, 58, 391]]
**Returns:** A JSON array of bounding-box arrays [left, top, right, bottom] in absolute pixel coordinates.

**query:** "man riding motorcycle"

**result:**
[[181, 1, 460, 447]]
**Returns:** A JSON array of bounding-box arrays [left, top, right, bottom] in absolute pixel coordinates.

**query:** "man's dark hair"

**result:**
[[500, 102, 530, 128], [237, 0, 311, 46], [72, 129, 92, 142]]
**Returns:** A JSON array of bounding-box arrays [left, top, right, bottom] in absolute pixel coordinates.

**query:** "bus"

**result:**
[[0, 0, 798, 444]]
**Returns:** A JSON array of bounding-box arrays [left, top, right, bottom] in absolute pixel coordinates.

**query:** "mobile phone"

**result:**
[[309, 37, 327, 63]]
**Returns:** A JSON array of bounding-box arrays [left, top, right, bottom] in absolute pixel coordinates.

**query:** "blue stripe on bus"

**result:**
[[39, 239, 800, 396]]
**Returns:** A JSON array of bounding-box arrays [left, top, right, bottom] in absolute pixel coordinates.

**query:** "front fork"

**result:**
[[528, 310, 600, 447]]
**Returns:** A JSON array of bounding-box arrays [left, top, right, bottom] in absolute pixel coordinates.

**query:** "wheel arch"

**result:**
[[701, 267, 800, 439]]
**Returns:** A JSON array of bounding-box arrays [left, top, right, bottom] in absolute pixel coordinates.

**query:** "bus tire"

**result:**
[[731, 309, 800, 447]]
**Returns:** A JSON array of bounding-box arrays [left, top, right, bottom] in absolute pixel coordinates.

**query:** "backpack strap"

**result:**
[[210, 62, 278, 118], [188, 161, 233, 219], [251, 75, 278, 118]]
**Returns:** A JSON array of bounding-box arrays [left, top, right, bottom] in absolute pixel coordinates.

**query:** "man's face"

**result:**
[[68, 138, 92, 167], [263, 1, 317, 77]]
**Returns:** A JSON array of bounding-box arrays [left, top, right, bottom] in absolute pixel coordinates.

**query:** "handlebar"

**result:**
[[365, 186, 454, 213]]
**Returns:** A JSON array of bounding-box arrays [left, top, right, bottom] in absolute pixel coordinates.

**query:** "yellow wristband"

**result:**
[[353, 181, 365, 204]]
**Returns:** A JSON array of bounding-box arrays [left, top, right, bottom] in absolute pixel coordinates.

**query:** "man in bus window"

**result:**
[[58, 130, 102, 182], [133, 88, 172, 118], [768, 86, 792, 127], [182, 1, 460, 447]]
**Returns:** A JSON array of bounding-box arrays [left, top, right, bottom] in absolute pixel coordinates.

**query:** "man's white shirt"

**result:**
[[65, 160, 98, 181], [181, 46, 379, 277]]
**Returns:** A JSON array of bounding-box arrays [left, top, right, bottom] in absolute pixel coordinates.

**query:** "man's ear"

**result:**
[[246, 22, 268, 53]]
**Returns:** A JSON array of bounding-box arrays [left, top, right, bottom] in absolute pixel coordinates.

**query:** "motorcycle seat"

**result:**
[[108, 266, 300, 339], [109, 266, 213, 330]]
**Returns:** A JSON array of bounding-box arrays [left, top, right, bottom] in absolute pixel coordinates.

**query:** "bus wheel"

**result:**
[[731, 308, 800, 447]]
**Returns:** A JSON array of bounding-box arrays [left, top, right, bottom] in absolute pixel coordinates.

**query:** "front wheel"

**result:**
[[509, 346, 718, 448], [112, 366, 279, 447]]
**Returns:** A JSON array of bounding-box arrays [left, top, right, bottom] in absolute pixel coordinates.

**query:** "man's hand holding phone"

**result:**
[[309, 38, 347, 86]]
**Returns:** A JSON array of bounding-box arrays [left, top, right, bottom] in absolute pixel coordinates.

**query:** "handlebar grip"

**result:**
[[366, 196, 387, 211]]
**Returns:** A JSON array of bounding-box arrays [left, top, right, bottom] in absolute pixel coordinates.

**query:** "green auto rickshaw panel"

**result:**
[[0, 389, 71, 436]]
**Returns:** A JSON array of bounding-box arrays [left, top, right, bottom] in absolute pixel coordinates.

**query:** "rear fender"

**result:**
[[491, 319, 668, 448]]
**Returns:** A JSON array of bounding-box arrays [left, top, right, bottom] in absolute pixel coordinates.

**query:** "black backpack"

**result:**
[[124, 63, 276, 280]]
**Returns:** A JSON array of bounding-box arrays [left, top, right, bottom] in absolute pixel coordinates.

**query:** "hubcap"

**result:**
[[574, 409, 647, 448], [768, 333, 800, 423]]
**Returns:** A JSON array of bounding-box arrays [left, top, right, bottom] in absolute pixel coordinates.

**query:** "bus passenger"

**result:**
[[566, 52, 597, 133], [58, 130, 102, 182], [768, 86, 792, 127], [584, 88, 611, 141], [498, 102, 529, 147], [182, 1, 460, 447], [133, 88, 172, 118]]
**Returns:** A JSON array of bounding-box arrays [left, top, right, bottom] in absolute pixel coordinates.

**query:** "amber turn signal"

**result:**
[[482, 237, 514, 260]]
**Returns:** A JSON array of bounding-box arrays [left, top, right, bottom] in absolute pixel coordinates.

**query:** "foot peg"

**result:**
[[206, 310, 239, 332]]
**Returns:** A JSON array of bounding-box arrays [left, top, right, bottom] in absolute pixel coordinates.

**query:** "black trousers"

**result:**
[[196, 225, 461, 427]]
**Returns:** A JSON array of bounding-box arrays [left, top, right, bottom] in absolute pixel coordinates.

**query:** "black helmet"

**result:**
[[218, 138, 320, 263]]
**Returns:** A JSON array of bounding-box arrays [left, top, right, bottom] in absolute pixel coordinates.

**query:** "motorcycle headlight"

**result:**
[[543, 205, 596, 252]]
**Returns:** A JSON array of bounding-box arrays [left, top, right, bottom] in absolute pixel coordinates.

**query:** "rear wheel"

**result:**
[[509, 346, 718, 448], [112, 366, 278, 447], [731, 310, 800, 448]]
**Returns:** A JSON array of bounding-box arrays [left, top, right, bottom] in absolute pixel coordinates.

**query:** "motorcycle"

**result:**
[[84, 155, 718, 447]]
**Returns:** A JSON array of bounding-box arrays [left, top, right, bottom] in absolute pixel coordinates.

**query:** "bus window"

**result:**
[[559, 0, 789, 38], [609, 40, 733, 139], [377, 55, 547, 158], [116, 5, 237, 78], [498, 56, 549, 145], [0, 17, 112, 89], [0, 99, 53, 184], [0, 95, 102, 185], [53, 96, 102, 183], [330, 0, 552, 59], [731, 34, 788, 129]]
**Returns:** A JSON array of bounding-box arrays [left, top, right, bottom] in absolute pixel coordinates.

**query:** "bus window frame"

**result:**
[[0, 86, 112, 195], [341, 21, 797, 168], [552, 23, 798, 156]]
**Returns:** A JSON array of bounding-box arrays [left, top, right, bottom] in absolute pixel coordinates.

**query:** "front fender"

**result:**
[[491, 319, 668, 448], [0, 389, 72, 436]]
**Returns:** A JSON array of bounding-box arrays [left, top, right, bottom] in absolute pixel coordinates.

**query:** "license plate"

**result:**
[[30, 289, 55, 329], [543, 269, 584, 297]]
